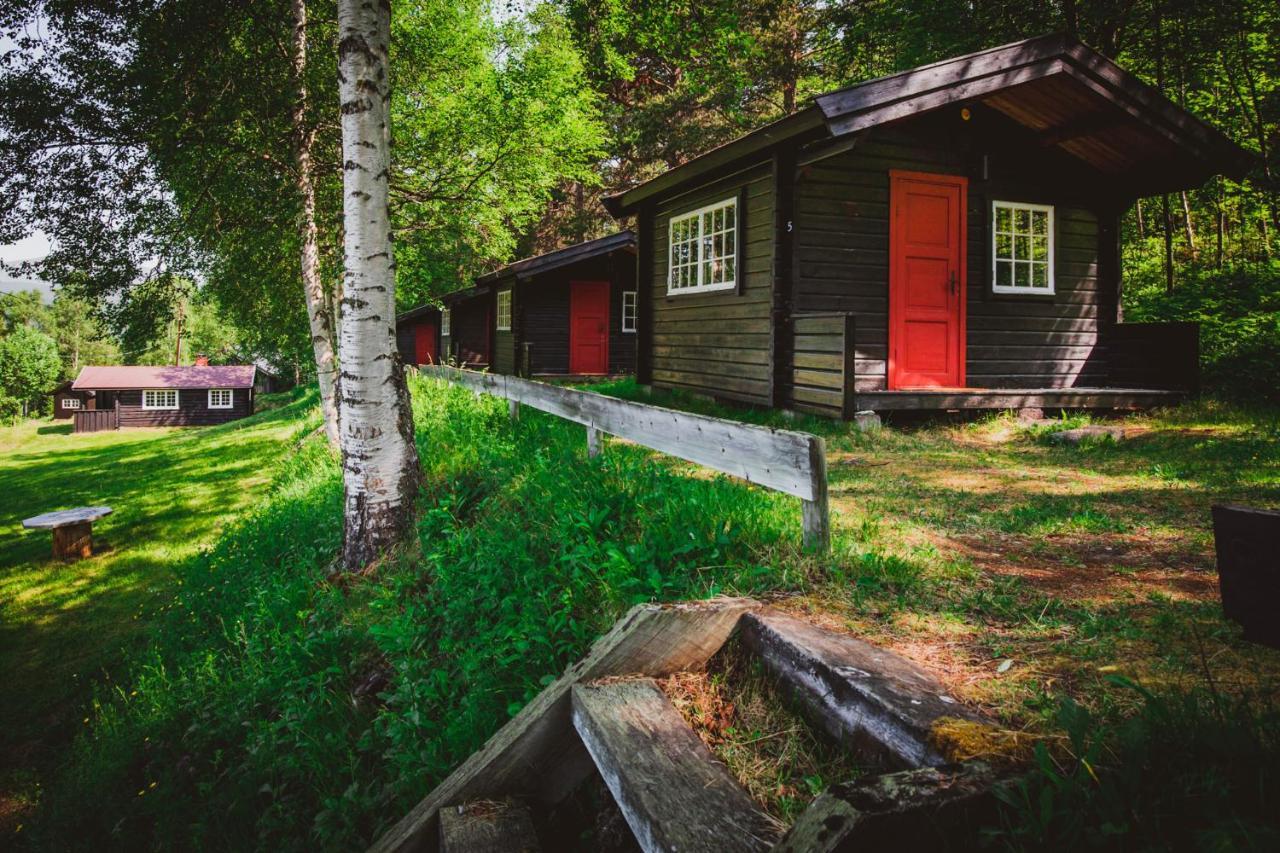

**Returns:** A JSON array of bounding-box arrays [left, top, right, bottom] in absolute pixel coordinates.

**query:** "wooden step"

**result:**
[[773, 763, 1000, 852], [571, 678, 783, 853], [439, 800, 541, 852], [740, 609, 986, 768]]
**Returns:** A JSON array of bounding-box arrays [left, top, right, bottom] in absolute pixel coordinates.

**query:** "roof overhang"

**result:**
[[604, 34, 1253, 216], [475, 231, 637, 286], [396, 303, 440, 325]]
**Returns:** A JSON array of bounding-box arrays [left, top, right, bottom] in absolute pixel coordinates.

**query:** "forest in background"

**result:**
[[0, 0, 1276, 395]]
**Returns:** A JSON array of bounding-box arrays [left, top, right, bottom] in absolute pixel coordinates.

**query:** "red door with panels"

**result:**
[[569, 281, 610, 375], [413, 320, 437, 365], [888, 170, 967, 389]]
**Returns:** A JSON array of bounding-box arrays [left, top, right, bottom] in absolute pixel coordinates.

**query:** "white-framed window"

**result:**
[[667, 195, 737, 294], [441, 308, 451, 336], [621, 290, 637, 333], [992, 200, 1054, 294], [208, 388, 233, 409], [142, 389, 178, 410], [63, 397, 82, 410], [496, 289, 512, 331]]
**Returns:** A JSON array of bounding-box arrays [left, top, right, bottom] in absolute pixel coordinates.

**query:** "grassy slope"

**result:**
[[0, 390, 317, 829], [13, 377, 1280, 850]]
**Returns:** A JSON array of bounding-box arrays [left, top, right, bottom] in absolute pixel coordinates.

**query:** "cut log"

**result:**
[[368, 598, 757, 853], [740, 609, 986, 768], [571, 678, 782, 853], [773, 763, 1000, 852], [52, 521, 93, 561], [438, 800, 540, 853]]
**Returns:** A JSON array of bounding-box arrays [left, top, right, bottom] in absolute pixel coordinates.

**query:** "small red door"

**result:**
[[889, 170, 967, 389], [569, 281, 610, 375], [413, 320, 437, 365]]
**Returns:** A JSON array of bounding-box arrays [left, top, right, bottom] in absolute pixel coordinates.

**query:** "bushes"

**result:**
[[36, 376, 803, 850]]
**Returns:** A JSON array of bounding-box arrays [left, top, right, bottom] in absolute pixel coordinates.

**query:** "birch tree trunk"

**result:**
[[336, 0, 420, 570], [290, 0, 341, 447]]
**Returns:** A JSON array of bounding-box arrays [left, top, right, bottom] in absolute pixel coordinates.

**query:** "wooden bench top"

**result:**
[[22, 506, 113, 529]]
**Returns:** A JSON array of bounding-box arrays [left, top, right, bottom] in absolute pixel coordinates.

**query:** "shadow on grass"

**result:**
[[35, 423, 73, 436]]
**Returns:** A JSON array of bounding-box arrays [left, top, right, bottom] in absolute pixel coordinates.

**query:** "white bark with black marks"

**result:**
[[290, 0, 341, 447], [336, 0, 419, 570]]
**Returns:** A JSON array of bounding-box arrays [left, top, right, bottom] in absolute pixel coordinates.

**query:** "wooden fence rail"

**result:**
[[419, 365, 831, 551], [73, 408, 118, 433]]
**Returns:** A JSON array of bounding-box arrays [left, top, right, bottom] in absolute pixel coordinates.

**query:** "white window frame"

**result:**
[[667, 195, 738, 295], [496, 289, 512, 331], [621, 290, 637, 333], [441, 308, 451, 336], [208, 388, 233, 409], [142, 389, 178, 410], [63, 397, 82, 410], [991, 200, 1055, 295]]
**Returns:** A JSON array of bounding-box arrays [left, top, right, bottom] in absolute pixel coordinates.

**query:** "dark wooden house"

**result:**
[[604, 35, 1250, 417], [396, 304, 441, 367], [71, 365, 256, 430], [475, 231, 637, 377], [51, 380, 94, 419], [439, 286, 493, 370]]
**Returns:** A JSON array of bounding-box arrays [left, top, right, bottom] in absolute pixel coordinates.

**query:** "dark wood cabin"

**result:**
[[604, 34, 1250, 417], [439, 286, 493, 370], [396, 304, 441, 367], [71, 365, 256, 430], [475, 232, 637, 378], [51, 380, 94, 419]]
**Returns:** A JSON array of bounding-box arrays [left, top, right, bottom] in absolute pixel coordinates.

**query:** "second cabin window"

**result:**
[[668, 195, 737, 294], [992, 200, 1054, 294], [208, 388, 233, 409], [621, 290, 637, 332], [496, 289, 512, 331], [142, 389, 178, 410], [441, 308, 451, 336]]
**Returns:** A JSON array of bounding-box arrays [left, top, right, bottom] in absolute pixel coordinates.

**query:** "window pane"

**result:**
[[724, 229, 735, 257], [1032, 211, 1048, 236], [995, 232, 1012, 260], [1032, 236, 1048, 262], [996, 260, 1012, 287], [1032, 263, 1048, 287], [1014, 235, 1029, 260], [1015, 208, 1031, 232], [995, 205, 1010, 232], [1014, 262, 1029, 287], [723, 256, 735, 283]]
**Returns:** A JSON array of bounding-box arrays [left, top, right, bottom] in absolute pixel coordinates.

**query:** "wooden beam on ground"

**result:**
[[367, 598, 758, 853], [740, 609, 987, 768], [774, 763, 1000, 853], [438, 801, 540, 853], [571, 678, 783, 853]]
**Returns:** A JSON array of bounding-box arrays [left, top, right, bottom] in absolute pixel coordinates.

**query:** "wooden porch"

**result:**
[[787, 313, 1198, 418]]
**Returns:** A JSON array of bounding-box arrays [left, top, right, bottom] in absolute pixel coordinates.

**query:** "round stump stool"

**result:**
[[22, 506, 113, 561]]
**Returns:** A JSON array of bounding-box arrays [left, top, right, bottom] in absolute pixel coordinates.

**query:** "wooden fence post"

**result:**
[[509, 399, 520, 421], [801, 437, 830, 553], [586, 426, 602, 458]]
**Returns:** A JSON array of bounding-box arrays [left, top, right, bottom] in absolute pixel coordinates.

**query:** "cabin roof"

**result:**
[[396, 303, 440, 325], [475, 231, 636, 286], [604, 33, 1252, 216], [72, 365, 256, 390]]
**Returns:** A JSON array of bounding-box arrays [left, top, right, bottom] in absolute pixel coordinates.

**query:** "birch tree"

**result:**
[[336, 0, 420, 570]]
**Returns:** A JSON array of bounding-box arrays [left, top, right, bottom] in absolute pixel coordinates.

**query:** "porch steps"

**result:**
[[572, 678, 784, 853], [370, 598, 1004, 853]]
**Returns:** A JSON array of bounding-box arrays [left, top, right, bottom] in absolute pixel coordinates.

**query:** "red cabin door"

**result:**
[[413, 320, 437, 365], [569, 281, 610, 375], [888, 171, 967, 389]]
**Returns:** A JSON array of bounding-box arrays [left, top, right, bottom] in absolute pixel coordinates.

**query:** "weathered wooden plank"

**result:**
[[793, 352, 844, 371], [424, 366, 820, 500], [741, 609, 985, 768], [792, 368, 845, 391], [855, 388, 1179, 411], [571, 678, 783, 853], [773, 763, 1000, 853], [368, 598, 758, 853], [438, 801, 540, 853]]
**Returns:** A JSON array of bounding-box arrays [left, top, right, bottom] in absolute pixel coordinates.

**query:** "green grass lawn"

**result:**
[[0, 390, 318, 831]]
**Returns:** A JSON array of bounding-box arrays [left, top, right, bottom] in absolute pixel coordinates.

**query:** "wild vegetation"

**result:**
[[7, 376, 1275, 848]]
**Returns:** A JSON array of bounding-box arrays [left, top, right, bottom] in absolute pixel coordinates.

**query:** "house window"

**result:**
[[621, 290, 637, 333], [496, 290, 512, 331], [992, 201, 1053, 294], [441, 308, 451, 336], [142, 389, 178, 410], [63, 397, 82, 410], [667, 195, 737, 294], [208, 388, 233, 409]]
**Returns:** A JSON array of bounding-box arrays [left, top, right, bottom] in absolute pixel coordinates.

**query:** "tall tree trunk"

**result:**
[[1135, 198, 1145, 239], [336, 0, 420, 571], [1215, 180, 1225, 269], [290, 0, 341, 448], [1180, 191, 1197, 257], [1162, 193, 1175, 294]]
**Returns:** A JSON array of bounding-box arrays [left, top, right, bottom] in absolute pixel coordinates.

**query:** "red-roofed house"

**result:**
[[71, 364, 257, 429]]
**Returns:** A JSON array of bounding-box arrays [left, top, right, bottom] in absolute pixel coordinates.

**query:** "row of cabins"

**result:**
[[408, 34, 1247, 418]]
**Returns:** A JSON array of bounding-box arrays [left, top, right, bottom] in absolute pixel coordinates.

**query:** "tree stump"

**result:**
[[52, 521, 94, 561]]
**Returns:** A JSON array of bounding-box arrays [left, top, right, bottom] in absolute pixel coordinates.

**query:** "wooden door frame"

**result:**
[[887, 169, 968, 390], [569, 280, 611, 375]]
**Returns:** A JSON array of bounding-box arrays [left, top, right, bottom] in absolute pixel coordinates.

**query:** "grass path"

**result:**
[[0, 391, 315, 829]]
